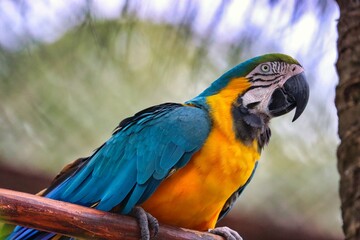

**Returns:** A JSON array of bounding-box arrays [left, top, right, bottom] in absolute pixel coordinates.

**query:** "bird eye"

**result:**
[[260, 64, 271, 73]]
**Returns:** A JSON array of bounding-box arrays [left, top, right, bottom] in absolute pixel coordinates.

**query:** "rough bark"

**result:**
[[0, 188, 223, 240], [0, 163, 341, 240], [335, 1, 360, 239]]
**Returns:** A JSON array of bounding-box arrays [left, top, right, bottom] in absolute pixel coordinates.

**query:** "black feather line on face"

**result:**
[[246, 101, 260, 109]]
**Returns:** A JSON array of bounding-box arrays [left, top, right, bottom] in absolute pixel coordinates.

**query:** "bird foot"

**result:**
[[130, 206, 159, 240], [209, 226, 243, 240]]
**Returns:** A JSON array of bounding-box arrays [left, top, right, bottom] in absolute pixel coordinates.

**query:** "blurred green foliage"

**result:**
[[0, 17, 340, 237], [0, 19, 210, 170]]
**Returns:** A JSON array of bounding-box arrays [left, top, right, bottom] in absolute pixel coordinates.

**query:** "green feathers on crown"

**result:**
[[187, 53, 301, 107], [222, 53, 300, 79]]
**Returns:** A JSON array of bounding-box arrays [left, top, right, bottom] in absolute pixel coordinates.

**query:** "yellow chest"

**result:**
[[141, 125, 260, 230], [141, 77, 260, 230]]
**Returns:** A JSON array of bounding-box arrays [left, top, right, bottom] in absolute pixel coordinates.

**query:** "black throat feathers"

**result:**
[[231, 97, 271, 151]]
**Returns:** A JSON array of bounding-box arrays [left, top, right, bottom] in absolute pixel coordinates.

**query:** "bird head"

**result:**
[[238, 54, 309, 122], [189, 53, 309, 123]]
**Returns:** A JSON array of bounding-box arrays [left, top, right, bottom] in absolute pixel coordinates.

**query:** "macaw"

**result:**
[[6, 53, 309, 240]]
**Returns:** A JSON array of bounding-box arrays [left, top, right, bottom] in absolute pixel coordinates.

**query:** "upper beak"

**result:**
[[268, 72, 309, 121]]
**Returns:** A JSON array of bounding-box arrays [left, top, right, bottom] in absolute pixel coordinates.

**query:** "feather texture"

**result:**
[[8, 103, 211, 239], [6, 53, 308, 240]]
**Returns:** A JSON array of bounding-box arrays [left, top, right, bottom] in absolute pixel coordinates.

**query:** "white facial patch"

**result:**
[[241, 62, 304, 115]]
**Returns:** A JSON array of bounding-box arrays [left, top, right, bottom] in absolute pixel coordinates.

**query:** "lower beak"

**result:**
[[268, 72, 309, 121]]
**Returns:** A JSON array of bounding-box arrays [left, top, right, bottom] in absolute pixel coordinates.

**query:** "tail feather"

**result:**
[[7, 226, 66, 240], [5, 158, 88, 240]]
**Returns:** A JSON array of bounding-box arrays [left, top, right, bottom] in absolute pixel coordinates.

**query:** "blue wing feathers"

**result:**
[[9, 227, 57, 240], [122, 184, 147, 213], [137, 179, 162, 204], [160, 143, 185, 170], [7, 103, 211, 240]]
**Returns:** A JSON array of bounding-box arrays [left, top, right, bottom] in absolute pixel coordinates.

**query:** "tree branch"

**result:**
[[0, 188, 223, 240]]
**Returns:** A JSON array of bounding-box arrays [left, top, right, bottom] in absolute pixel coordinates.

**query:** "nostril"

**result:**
[[292, 66, 296, 71]]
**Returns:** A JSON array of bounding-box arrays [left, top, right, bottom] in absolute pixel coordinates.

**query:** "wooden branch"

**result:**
[[0, 188, 223, 240]]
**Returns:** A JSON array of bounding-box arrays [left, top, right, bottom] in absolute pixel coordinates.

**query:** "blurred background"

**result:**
[[0, 0, 341, 239]]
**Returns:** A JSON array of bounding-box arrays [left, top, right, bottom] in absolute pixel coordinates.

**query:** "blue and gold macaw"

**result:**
[[6, 53, 309, 240]]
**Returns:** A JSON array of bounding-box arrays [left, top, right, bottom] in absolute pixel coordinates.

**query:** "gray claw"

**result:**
[[130, 206, 159, 240], [209, 226, 243, 240]]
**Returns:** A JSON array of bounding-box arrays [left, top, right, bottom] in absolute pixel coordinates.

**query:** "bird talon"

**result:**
[[209, 226, 243, 240], [130, 206, 159, 240], [146, 210, 159, 237]]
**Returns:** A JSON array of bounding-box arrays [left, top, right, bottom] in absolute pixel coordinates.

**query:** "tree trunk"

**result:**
[[335, 1, 360, 239]]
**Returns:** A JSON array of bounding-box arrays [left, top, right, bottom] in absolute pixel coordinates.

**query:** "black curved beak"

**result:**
[[268, 72, 309, 122]]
